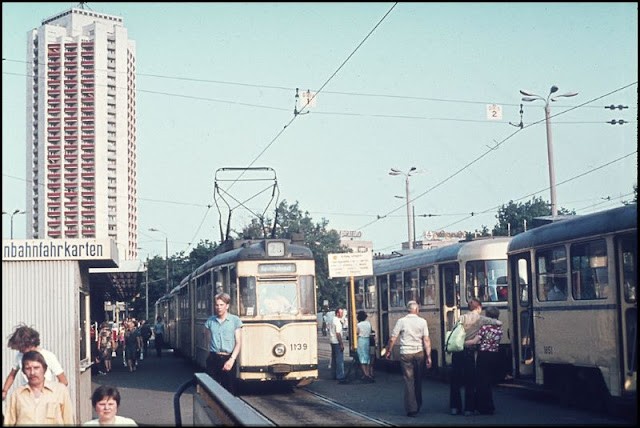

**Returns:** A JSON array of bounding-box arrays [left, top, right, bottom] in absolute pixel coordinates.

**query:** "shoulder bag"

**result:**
[[445, 322, 466, 353]]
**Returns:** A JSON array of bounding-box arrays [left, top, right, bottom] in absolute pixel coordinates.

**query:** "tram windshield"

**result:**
[[239, 274, 316, 317], [257, 282, 298, 315]]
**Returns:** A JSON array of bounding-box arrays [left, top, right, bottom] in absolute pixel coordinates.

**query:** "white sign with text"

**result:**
[[327, 250, 373, 278]]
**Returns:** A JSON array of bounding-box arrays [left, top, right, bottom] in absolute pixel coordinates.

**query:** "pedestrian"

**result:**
[[321, 312, 328, 337], [385, 300, 432, 417], [153, 316, 165, 358], [98, 323, 116, 374], [124, 321, 141, 372], [356, 310, 374, 382], [2, 324, 68, 400], [83, 385, 137, 426], [449, 297, 503, 416], [139, 320, 152, 358], [204, 292, 243, 395], [466, 306, 503, 415], [4, 350, 75, 425], [329, 307, 347, 384]]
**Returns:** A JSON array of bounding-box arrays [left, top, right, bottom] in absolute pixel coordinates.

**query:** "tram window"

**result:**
[[621, 236, 637, 303], [419, 266, 436, 306], [378, 275, 389, 309], [364, 278, 377, 310], [516, 258, 529, 306], [487, 259, 507, 302], [299, 275, 315, 314], [229, 266, 238, 314], [404, 270, 419, 304], [466, 260, 491, 303], [536, 246, 568, 301], [389, 273, 404, 308], [239, 276, 257, 316], [442, 266, 459, 308], [355, 279, 365, 310], [571, 239, 607, 300]]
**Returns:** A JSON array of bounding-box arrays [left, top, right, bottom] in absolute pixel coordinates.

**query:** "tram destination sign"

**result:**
[[327, 250, 373, 278]]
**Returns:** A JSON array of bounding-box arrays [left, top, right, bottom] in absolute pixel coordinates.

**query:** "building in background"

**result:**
[[26, 6, 138, 260]]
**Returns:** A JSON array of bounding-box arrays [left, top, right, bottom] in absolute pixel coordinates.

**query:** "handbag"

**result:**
[[444, 322, 466, 353]]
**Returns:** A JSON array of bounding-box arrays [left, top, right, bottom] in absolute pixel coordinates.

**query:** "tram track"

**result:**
[[241, 386, 392, 426]]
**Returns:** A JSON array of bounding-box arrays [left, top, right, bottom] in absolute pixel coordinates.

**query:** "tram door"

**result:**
[[440, 263, 459, 366], [511, 254, 535, 379], [618, 234, 637, 396]]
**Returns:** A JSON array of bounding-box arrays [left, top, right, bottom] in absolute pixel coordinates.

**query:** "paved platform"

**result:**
[[90, 348, 195, 426], [88, 334, 631, 426]]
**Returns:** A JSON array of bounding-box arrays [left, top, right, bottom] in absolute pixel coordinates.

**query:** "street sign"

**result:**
[[327, 250, 373, 278], [486, 103, 503, 120]]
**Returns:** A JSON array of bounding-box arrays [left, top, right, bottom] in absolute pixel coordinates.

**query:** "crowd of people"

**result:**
[[326, 298, 503, 419], [92, 317, 162, 375]]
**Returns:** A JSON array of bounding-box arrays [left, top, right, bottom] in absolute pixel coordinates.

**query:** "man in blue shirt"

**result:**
[[204, 292, 243, 395]]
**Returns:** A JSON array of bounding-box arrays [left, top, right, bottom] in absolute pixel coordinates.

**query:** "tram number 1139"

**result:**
[[290, 343, 309, 351]]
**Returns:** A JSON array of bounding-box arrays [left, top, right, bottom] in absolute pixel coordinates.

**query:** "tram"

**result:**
[[507, 203, 637, 410], [350, 236, 512, 378], [155, 237, 319, 388]]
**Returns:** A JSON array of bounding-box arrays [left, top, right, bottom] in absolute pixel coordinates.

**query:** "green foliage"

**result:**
[[492, 197, 575, 236]]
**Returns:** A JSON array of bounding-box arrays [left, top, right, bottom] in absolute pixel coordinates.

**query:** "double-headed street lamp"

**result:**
[[2, 209, 25, 239], [389, 167, 419, 249], [520, 85, 578, 217], [149, 228, 170, 293]]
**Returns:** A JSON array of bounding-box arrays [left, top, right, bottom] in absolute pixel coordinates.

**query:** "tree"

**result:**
[[492, 197, 574, 236]]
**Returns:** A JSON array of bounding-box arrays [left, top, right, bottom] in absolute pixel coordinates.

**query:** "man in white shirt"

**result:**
[[328, 308, 347, 384], [386, 301, 431, 417]]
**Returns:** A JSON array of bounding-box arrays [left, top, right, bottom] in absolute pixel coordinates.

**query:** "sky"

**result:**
[[2, 2, 638, 259]]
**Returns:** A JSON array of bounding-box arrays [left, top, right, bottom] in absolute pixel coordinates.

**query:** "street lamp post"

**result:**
[[149, 228, 170, 293], [2, 209, 25, 239], [520, 85, 578, 217], [389, 167, 418, 249]]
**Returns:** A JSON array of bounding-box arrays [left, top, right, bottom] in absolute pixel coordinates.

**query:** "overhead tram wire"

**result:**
[[432, 150, 637, 231], [354, 85, 638, 234], [219, 2, 399, 185], [178, 3, 399, 250]]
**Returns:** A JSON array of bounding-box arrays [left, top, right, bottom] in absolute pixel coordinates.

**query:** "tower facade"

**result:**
[[26, 7, 138, 260]]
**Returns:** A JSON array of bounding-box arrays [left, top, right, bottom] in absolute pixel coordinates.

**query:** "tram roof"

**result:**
[[372, 236, 512, 276], [176, 238, 313, 288], [508, 204, 637, 253]]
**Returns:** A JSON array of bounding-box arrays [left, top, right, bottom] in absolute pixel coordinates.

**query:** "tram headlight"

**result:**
[[272, 343, 286, 357]]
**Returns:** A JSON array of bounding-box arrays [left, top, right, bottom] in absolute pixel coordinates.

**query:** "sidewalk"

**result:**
[[90, 348, 195, 426]]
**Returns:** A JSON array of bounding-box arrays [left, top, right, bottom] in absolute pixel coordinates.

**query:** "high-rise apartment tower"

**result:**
[[26, 7, 138, 260]]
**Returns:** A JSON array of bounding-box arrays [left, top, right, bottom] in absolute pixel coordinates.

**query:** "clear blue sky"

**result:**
[[2, 2, 637, 258]]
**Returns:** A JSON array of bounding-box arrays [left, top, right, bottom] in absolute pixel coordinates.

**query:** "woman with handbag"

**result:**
[[449, 298, 502, 416]]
